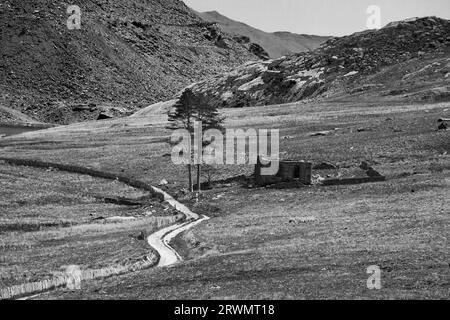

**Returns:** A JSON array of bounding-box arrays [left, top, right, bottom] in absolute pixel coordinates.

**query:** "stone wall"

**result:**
[[255, 157, 312, 186]]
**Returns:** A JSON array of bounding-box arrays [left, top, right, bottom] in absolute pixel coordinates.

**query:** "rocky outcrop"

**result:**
[[248, 43, 270, 61], [188, 17, 450, 108]]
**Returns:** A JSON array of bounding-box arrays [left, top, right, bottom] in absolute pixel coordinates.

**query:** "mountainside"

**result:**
[[0, 0, 258, 124], [197, 10, 330, 59], [188, 17, 450, 109]]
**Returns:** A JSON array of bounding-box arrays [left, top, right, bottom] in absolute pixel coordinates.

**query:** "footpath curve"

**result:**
[[0, 158, 209, 299], [147, 186, 209, 267]]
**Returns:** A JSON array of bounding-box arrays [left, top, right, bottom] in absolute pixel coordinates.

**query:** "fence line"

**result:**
[[0, 157, 200, 219]]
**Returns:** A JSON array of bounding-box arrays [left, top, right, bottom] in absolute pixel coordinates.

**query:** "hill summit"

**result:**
[[197, 10, 330, 59]]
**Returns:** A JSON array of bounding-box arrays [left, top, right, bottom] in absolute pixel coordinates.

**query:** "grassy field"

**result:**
[[0, 163, 182, 288], [0, 98, 448, 299]]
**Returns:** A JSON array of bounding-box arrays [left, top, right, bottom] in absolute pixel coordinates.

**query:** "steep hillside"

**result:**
[[188, 17, 450, 109], [273, 31, 331, 54], [0, 0, 257, 124], [196, 10, 330, 59]]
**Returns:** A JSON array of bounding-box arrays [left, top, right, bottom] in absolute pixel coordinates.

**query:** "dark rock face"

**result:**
[[233, 35, 251, 44], [97, 112, 114, 120], [189, 17, 450, 109], [0, 0, 258, 124], [249, 43, 270, 61], [438, 122, 448, 130], [366, 167, 383, 178]]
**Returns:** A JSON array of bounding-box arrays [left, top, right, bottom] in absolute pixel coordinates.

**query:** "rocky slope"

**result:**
[[188, 17, 450, 109], [0, 0, 258, 123], [197, 10, 330, 59]]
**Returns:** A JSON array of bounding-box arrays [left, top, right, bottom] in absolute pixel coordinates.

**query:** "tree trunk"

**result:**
[[197, 164, 201, 194], [188, 164, 193, 192]]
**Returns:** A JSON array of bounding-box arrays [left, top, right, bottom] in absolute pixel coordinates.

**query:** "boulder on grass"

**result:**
[[97, 112, 114, 120], [159, 179, 169, 186], [366, 167, 383, 177]]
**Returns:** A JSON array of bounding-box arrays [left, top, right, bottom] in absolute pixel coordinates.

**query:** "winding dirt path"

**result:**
[[148, 215, 210, 267], [148, 186, 209, 267], [0, 158, 210, 299]]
